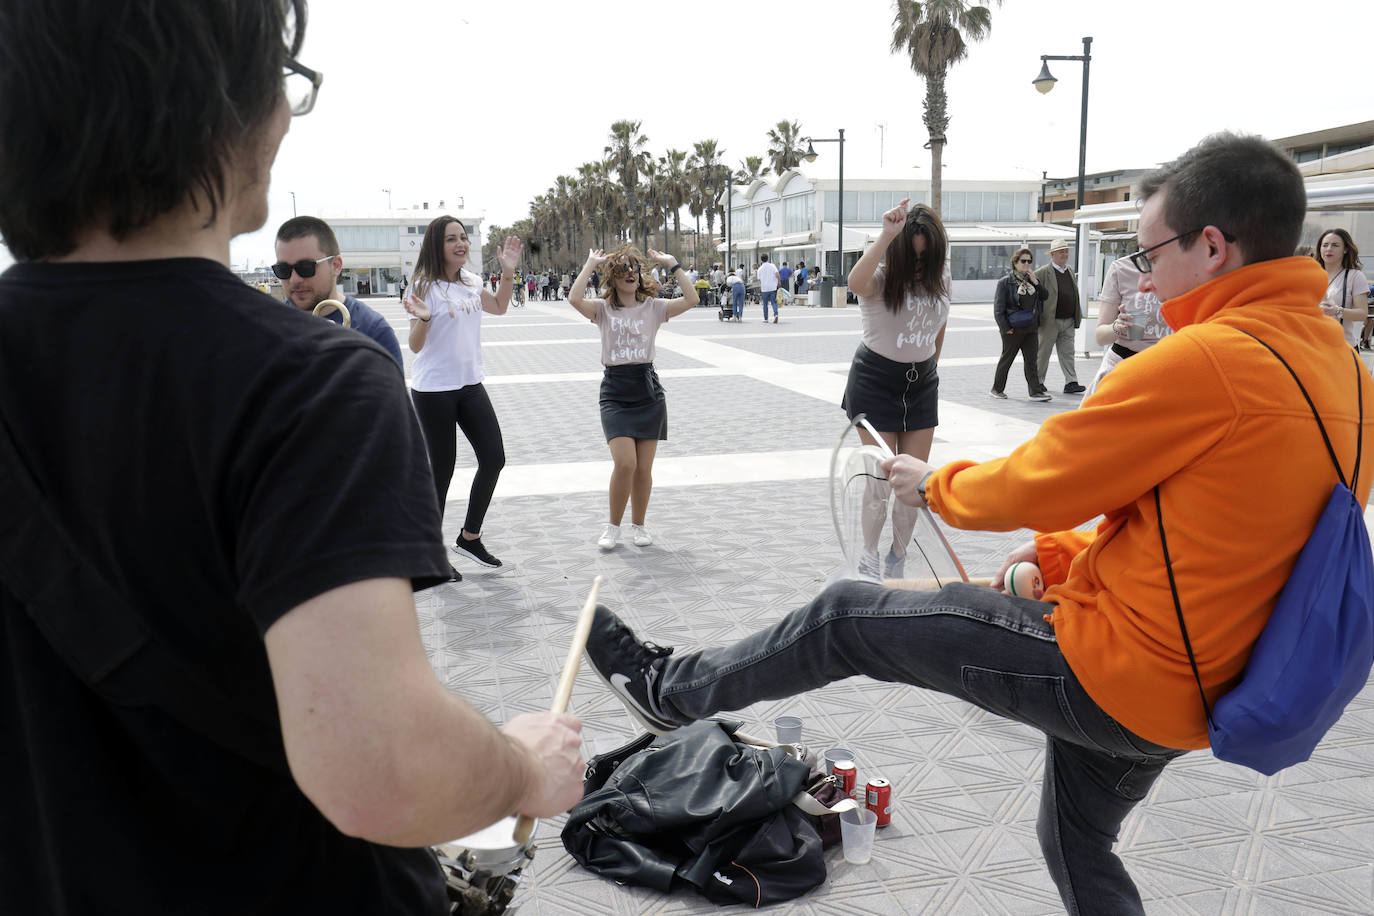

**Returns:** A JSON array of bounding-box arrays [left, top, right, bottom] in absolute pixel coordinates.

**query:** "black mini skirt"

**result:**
[[600, 363, 668, 442], [841, 343, 939, 432]]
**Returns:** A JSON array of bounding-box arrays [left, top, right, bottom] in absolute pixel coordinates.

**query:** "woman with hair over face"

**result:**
[[843, 200, 952, 579], [1313, 228, 1369, 348], [569, 245, 698, 550], [992, 247, 1052, 402], [404, 215, 518, 574]]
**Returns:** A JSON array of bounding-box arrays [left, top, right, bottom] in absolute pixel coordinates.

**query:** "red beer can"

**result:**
[[832, 760, 857, 800], [866, 778, 892, 827]]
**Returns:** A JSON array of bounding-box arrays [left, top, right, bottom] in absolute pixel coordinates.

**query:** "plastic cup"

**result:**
[[773, 715, 803, 744], [823, 746, 856, 773], [840, 807, 878, 864]]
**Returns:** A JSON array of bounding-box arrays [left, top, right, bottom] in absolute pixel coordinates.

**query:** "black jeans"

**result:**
[[410, 384, 505, 534], [994, 327, 1042, 395], [656, 581, 1185, 915]]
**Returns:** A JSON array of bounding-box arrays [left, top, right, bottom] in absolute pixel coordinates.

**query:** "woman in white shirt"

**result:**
[[403, 216, 518, 575], [844, 200, 951, 580], [1315, 229, 1368, 348], [568, 245, 698, 550]]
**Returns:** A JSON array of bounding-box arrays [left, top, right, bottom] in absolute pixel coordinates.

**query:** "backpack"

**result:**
[[1156, 332, 1374, 775]]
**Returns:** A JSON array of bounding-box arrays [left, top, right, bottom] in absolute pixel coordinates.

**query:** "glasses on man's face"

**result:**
[[283, 56, 323, 116], [271, 255, 333, 280], [1127, 228, 1235, 272]]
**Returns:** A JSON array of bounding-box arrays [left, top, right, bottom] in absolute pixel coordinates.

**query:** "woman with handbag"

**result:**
[[1314, 229, 1368, 348], [992, 247, 1052, 401]]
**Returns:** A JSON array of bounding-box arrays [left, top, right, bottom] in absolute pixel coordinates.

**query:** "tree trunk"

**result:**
[[923, 67, 949, 217]]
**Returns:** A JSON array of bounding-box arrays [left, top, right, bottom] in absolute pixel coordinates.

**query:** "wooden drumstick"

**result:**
[[312, 298, 351, 328], [882, 576, 993, 590], [512, 575, 604, 847]]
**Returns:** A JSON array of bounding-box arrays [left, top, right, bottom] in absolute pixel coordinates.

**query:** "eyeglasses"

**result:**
[[283, 57, 323, 116], [1016, 258, 1033, 264], [609, 262, 640, 278], [271, 255, 334, 280], [1127, 227, 1235, 272]]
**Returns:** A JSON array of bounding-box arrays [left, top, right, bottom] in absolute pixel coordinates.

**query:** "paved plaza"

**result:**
[[374, 294, 1374, 915]]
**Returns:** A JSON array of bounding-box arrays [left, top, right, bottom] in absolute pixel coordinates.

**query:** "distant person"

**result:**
[[727, 268, 746, 321], [992, 247, 1051, 401], [778, 261, 793, 300], [568, 246, 698, 549], [1314, 229, 1368, 348], [1035, 239, 1085, 394], [757, 253, 781, 323], [793, 260, 808, 295], [404, 217, 517, 573], [274, 216, 403, 367]]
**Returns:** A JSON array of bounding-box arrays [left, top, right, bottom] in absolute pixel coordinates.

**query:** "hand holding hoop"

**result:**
[[312, 298, 350, 328]]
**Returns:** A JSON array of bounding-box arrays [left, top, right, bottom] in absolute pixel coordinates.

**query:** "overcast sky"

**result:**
[[227, 0, 1370, 269]]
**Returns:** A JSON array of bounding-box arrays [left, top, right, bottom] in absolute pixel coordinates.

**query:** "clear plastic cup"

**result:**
[[773, 715, 803, 744], [823, 746, 855, 773], [840, 807, 878, 864]]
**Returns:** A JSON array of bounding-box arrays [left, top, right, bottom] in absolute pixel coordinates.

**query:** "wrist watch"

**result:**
[[667, 262, 682, 273]]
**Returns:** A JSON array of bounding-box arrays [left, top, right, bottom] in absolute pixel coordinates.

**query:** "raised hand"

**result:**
[[403, 293, 432, 321], [646, 248, 677, 267], [585, 249, 607, 269], [498, 236, 523, 273], [879, 198, 911, 239]]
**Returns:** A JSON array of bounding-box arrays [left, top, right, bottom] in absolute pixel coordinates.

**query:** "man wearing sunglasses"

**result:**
[[274, 215, 403, 367], [0, 2, 583, 913], [586, 133, 1373, 916]]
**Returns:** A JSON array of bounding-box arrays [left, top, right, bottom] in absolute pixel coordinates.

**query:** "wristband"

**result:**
[[420, 316, 431, 323], [917, 471, 934, 502], [668, 263, 682, 273]]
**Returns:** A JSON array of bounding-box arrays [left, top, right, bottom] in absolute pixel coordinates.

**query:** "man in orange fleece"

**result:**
[[583, 133, 1374, 915]]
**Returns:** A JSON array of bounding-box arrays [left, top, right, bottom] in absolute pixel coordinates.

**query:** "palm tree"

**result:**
[[660, 149, 690, 252], [605, 120, 649, 245], [735, 156, 764, 185], [689, 139, 725, 263], [890, 0, 1001, 215], [765, 120, 807, 175]]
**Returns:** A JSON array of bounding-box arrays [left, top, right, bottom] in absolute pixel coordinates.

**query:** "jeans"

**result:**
[[656, 580, 1183, 916], [731, 285, 744, 319], [762, 289, 778, 320]]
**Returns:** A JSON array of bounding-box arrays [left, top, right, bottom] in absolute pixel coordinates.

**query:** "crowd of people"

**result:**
[[2, 3, 1372, 914]]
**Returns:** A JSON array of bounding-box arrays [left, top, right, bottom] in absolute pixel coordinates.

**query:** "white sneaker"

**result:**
[[857, 549, 882, 580], [630, 524, 653, 546], [597, 524, 621, 551]]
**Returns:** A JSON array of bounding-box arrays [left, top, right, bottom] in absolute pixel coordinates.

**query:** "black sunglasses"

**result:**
[[610, 262, 640, 278], [271, 255, 334, 280], [1016, 257, 1033, 264], [1128, 227, 1235, 272]]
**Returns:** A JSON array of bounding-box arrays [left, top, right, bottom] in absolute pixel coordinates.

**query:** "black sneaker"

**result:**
[[452, 534, 502, 568], [1064, 382, 1086, 394], [584, 605, 682, 734]]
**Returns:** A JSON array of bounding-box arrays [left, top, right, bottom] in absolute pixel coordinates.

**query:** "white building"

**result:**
[[322, 201, 482, 297], [717, 169, 1097, 303]]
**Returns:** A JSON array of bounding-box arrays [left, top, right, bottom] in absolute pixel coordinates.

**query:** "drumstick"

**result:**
[[511, 575, 604, 847], [883, 576, 993, 590]]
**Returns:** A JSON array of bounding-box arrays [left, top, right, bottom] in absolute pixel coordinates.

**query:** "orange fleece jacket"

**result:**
[[925, 257, 1374, 748]]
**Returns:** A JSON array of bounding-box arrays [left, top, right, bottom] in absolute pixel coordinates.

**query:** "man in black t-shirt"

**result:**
[[0, 3, 584, 913]]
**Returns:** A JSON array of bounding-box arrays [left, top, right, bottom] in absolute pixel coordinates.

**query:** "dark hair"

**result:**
[[411, 216, 475, 301], [1009, 247, 1033, 269], [1315, 228, 1362, 271], [276, 215, 339, 256], [599, 245, 660, 307], [0, 0, 307, 260], [760, 253, 769, 262], [881, 204, 948, 312], [1138, 132, 1306, 265]]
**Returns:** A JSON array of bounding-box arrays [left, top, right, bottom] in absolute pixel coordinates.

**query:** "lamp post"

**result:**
[[289, 190, 296, 217], [1033, 37, 1092, 271], [381, 187, 391, 210], [802, 129, 845, 299], [707, 167, 733, 274]]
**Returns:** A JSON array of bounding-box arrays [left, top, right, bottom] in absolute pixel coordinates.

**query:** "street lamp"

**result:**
[[289, 190, 296, 217], [803, 129, 845, 298], [1033, 37, 1092, 270], [381, 187, 391, 210], [706, 168, 733, 274]]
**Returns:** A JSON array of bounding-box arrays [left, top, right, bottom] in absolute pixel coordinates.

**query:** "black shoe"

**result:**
[[1064, 382, 1086, 394], [448, 563, 463, 582], [584, 605, 682, 734], [452, 534, 502, 568]]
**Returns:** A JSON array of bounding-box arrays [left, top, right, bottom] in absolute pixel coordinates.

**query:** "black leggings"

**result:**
[[411, 384, 505, 535], [994, 327, 1042, 395]]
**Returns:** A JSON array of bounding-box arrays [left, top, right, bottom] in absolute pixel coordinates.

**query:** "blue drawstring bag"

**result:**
[[1157, 334, 1374, 775]]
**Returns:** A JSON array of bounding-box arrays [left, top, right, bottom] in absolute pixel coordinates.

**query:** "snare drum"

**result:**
[[435, 816, 536, 915]]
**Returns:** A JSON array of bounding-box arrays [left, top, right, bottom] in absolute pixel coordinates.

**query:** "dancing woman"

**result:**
[[568, 245, 698, 550], [843, 199, 951, 579], [404, 216, 517, 574]]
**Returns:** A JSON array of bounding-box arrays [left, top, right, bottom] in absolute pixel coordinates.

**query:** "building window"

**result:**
[[785, 192, 815, 233], [950, 244, 1016, 280], [334, 225, 396, 251], [842, 191, 858, 222]]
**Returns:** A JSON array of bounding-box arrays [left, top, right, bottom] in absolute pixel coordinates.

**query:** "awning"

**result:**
[[1305, 177, 1374, 210], [819, 223, 878, 250], [1072, 201, 1140, 226], [715, 238, 759, 253], [945, 222, 1086, 243]]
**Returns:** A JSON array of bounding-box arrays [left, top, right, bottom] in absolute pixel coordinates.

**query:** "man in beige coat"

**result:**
[[1035, 238, 1085, 394]]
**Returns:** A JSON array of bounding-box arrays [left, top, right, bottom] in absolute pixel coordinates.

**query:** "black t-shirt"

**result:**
[[0, 259, 451, 914]]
